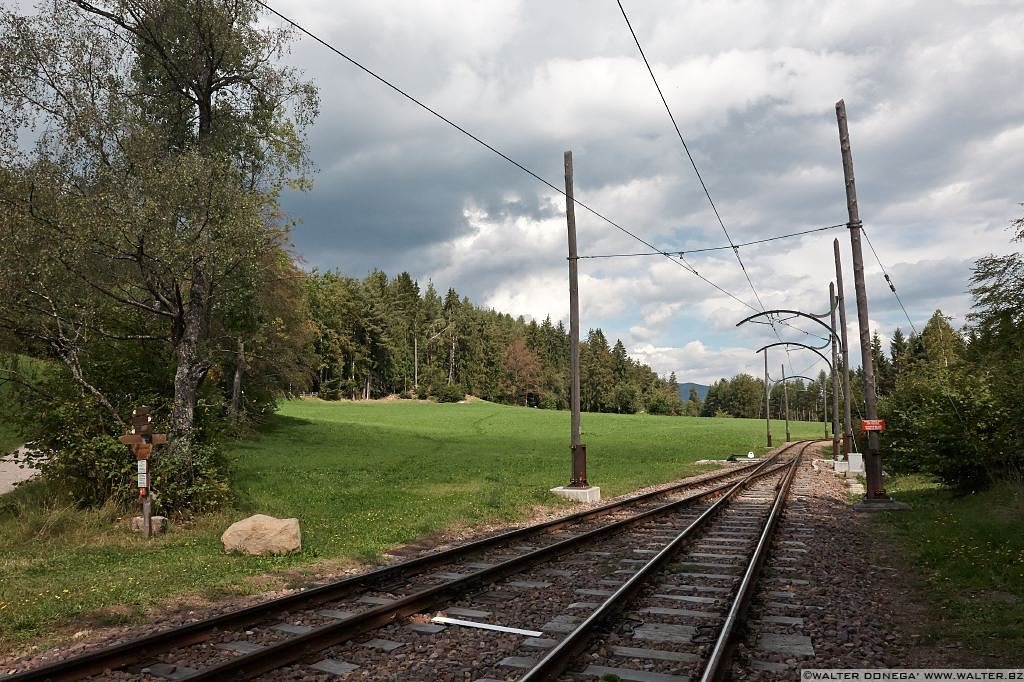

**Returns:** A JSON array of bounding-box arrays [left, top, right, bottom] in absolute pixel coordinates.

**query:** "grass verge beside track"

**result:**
[[876, 475, 1024, 664], [0, 399, 822, 650]]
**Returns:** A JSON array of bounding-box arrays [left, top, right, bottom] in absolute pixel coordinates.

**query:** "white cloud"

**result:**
[[632, 340, 763, 384]]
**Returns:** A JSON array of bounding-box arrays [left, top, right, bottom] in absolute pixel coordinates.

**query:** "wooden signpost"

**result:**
[[119, 406, 167, 538]]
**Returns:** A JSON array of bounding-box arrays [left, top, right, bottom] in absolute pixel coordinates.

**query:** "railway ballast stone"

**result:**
[[221, 514, 301, 555]]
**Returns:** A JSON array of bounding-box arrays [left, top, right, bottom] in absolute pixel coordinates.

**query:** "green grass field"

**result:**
[[231, 400, 822, 558], [878, 475, 1024, 663], [0, 378, 23, 454], [0, 354, 46, 454], [0, 422, 20, 455], [0, 399, 823, 649]]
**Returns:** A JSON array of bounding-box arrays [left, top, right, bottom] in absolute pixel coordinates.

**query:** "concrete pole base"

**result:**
[[853, 498, 911, 512], [550, 486, 601, 503], [131, 515, 169, 533]]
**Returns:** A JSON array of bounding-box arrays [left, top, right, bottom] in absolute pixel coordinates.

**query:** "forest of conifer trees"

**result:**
[[305, 270, 685, 415]]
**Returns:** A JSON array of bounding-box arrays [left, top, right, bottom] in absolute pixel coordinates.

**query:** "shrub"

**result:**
[[882, 363, 1013, 492], [433, 384, 465, 403], [11, 359, 233, 515], [150, 443, 232, 516]]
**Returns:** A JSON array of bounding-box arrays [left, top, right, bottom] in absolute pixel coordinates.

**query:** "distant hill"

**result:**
[[678, 382, 710, 402]]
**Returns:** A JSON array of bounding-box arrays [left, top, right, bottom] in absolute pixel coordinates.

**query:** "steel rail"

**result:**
[[178, 452, 794, 680], [2, 454, 777, 682], [700, 442, 807, 681], [516, 443, 811, 682]]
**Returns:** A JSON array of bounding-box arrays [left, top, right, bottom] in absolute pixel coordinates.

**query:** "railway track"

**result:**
[[513, 440, 808, 682], [3, 444, 813, 681]]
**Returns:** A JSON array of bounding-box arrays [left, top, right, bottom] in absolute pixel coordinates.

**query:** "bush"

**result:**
[[538, 392, 560, 410], [28, 435, 137, 508], [150, 443, 232, 516], [881, 364, 1014, 492], [10, 358, 233, 515], [433, 383, 465, 403]]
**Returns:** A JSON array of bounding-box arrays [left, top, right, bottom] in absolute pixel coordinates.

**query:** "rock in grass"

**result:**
[[221, 514, 301, 555]]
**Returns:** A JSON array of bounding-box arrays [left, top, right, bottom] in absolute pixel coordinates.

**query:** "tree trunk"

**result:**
[[170, 261, 211, 444], [229, 338, 245, 419], [448, 337, 456, 385]]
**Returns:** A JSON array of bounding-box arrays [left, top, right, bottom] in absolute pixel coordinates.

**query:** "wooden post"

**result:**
[[763, 350, 772, 448], [822, 383, 828, 439], [119, 406, 168, 538], [834, 239, 854, 458], [782, 364, 791, 442], [565, 151, 587, 487], [829, 283, 842, 460], [835, 99, 887, 500]]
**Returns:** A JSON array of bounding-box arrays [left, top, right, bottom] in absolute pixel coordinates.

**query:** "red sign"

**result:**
[[861, 419, 886, 432]]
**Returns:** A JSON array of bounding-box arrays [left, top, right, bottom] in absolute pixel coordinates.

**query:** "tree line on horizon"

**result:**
[[305, 269, 685, 415]]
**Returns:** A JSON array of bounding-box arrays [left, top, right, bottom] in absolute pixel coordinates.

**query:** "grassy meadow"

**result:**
[[0, 399, 822, 649], [0, 422, 20, 456], [0, 355, 47, 455], [231, 400, 822, 558], [0, 377, 23, 455], [877, 475, 1024, 663]]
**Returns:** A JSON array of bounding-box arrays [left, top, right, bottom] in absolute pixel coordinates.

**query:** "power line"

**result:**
[[578, 222, 846, 260], [861, 226, 919, 336], [252, 0, 763, 315], [616, 0, 799, 366], [860, 226, 967, 429], [616, 1, 771, 313]]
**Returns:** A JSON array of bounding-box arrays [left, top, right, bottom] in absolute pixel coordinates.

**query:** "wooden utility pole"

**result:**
[[829, 283, 842, 460], [564, 151, 587, 487], [833, 239, 854, 458], [835, 99, 887, 500], [763, 350, 772, 447], [781, 364, 791, 442]]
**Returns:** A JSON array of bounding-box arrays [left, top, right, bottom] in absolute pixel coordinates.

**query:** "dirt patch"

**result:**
[[0, 448, 38, 495]]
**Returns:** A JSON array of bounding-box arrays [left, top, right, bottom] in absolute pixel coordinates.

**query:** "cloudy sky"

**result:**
[[265, 0, 1024, 384]]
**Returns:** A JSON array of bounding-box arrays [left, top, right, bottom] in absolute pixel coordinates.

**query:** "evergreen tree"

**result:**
[[871, 331, 893, 397], [581, 328, 613, 412], [889, 327, 909, 383], [701, 379, 727, 417], [685, 386, 702, 416]]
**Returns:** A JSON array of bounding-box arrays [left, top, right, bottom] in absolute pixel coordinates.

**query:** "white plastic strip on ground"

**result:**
[[431, 616, 543, 637]]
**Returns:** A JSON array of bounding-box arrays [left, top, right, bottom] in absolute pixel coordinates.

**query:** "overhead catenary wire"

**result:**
[[615, 0, 766, 311], [859, 225, 967, 429], [616, 0, 805, 364], [252, 0, 765, 316], [861, 226, 919, 336], [578, 222, 847, 260]]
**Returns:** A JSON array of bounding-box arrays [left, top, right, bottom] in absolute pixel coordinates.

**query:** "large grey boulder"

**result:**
[[221, 514, 301, 555]]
